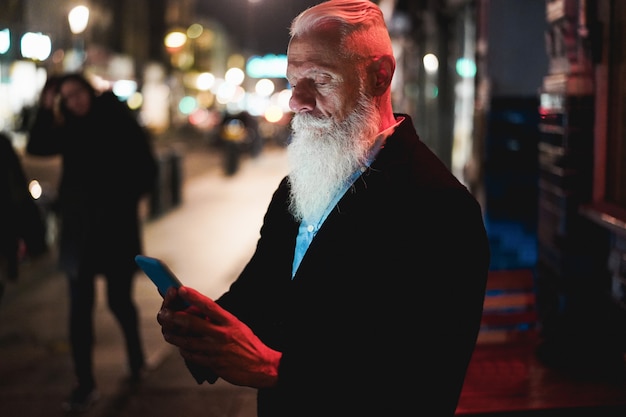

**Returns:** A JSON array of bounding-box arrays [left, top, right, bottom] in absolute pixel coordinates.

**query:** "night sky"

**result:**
[[197, 0, 321, 55]]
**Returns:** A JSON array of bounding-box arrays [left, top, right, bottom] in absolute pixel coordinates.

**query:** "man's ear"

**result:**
[[370, 55, 395, 95]]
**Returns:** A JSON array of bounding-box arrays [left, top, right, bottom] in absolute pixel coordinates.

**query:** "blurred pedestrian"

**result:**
[[156, 1, 490, 416], [0, 132, 48, 302], [27, 72, 158, 412]]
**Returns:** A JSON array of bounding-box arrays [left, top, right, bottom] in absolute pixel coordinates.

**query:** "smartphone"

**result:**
[[135, 254, 184, 298], [135, 254, 218, 384]]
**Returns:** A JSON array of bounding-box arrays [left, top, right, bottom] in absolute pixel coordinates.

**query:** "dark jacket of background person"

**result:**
[[0, 133, 48, 282], [26, 81, 157, 277], [216, 114, 491, 417], [26, 74, 158, 409]]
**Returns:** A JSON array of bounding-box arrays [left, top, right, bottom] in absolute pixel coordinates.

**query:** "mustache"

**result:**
[[291, 113, 334, 131]]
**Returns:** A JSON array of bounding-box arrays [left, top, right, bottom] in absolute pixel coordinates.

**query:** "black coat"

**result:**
[[0, 134, 47, 280], [217, 115, 491, 416], [27, 92, 157, 275]]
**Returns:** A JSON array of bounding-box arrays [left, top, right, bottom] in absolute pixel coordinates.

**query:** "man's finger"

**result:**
[[179, 286, 230, 323]]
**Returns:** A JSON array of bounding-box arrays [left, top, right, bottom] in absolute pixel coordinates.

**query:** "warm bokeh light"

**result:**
[[423, 53, 439, 74], [227, 54, 246, 70], [164, 31, 187, 49], [89, 74, 112, 92], [187, 23, 203, 39], [20, 32, 51, 61], [3, 61, 42, 129], [196, 91, 215, 108], [216, 82, 236, 104], [225, 67, 245, 86], [197, 72, 215, 91], [126, 92, 143, 110], [264, 104, 283, 123], [246, 94, 270, 117], [276, 89, 292, 112], [195, 27, 215, 49], [255, 78, 275, 97], [171, 50, 194, 69], [68, 5, 90, 35], [28, 180, 43, 200]]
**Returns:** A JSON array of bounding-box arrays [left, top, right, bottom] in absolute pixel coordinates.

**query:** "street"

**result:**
[[0, 143, 289, 417]]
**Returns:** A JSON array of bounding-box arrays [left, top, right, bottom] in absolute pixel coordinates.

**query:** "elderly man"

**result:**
[[157, 1, 490, 416]]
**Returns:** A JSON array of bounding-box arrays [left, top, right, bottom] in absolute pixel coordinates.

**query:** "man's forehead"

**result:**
[[287, 34, 346, 69], [289, 27, 343, 51]]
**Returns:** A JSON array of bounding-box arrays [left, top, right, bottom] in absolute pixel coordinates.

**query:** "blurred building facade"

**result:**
[[0, 0, 238, 138], [386, 0, 626, 369], [533, 0, 626, 368]]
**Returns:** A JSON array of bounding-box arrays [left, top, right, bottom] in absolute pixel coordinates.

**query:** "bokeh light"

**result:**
[[423, 53, 439, 74]]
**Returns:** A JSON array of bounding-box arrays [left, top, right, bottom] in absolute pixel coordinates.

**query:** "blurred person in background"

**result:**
[[27, 72, 158, 412], [0, 132, 48, 302], [157, 1, 490, 416], [18, 75, 62, 134]]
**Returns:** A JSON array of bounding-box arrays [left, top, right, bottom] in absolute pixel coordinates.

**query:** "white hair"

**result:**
[[289, 0, 393, 59]]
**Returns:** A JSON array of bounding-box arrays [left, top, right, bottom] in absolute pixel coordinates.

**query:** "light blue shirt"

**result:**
[[291, 117, 404, 278]]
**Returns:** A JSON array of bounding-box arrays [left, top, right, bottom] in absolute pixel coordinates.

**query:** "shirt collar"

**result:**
[[365, 115, 404, 166]]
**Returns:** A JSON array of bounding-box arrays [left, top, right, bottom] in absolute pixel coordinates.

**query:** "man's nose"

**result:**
[[289, 84, 315, 113]]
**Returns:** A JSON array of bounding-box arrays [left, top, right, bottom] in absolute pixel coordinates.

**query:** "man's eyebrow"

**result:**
[[288, 59, 341, 75]]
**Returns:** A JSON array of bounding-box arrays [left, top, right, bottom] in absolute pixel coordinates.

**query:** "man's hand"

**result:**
[[157, 286, 281, 388]]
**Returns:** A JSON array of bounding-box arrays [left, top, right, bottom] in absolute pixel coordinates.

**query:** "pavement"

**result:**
[[0, 141, 290, 417]]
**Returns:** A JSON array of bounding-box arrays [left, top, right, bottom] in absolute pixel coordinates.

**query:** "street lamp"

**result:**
[[67, 5, 90, 70]]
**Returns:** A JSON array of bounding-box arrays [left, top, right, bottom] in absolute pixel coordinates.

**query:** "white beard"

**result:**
[[286, 94, 381, 222]]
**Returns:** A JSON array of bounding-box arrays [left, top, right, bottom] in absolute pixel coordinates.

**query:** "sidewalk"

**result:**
[[0, 143, 289, 417]]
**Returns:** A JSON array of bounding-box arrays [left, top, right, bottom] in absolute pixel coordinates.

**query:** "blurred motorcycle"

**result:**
[[219, 111, 260, 176]]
